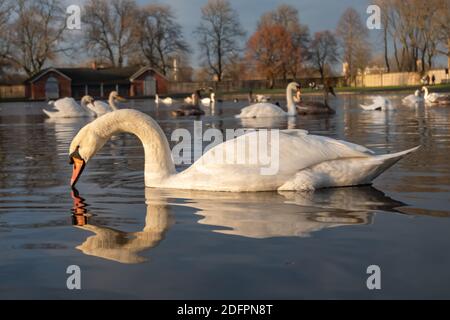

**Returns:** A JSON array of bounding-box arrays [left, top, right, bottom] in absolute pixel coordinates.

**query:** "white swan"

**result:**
[[69, 109, 419, 191], [402, 90, 423, 105], [86, 91, 126, 116], [184, 96, 193, 104], [155, 94, 173, 105], [360, 96, 391, 111], [256, 94, 270, 103], [43, 96, 95, 118], [422, 86, 450, 105], [237, 83, 298, 118], [201, 92, 215, 106]]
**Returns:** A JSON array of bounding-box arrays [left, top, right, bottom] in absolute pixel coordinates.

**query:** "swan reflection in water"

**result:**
[[71, 187, 406, 264], [71, 188, 174, 264]]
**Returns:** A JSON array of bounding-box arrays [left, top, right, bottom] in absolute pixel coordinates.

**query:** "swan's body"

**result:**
[[296, 101, 335, 115], [201, 92, 215, 105], [422, 86, 444, 104], [237, 83, 298, 118], [155, 94, 173, 105], [360, 96, 391, 111], [172, 105, 205, 117], [294, 85, 336, 115], [402, 90, 423, 104], [69, 109, 419, 192], [422, 87, 450, 105], [85, 91, 125, 116], [43, 97, 95, 118], [256, 94, 270, 103]]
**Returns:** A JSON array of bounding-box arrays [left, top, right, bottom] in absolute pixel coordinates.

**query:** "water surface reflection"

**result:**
[[71, 186, 406, 264]]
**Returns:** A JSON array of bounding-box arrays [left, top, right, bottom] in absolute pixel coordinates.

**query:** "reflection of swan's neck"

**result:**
[[75, 190, 173, 264], [95, 110, 176, 182], [109, 95, 119, 110], [286, 84, 296, 116]]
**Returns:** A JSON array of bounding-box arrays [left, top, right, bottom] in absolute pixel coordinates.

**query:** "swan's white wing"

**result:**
[[53, 98, 81, 113], [171, 131, 372, 191], [162, 98, 173, 105], [335, 140, 375, 154], [237, 103, 286, 118], [279, 146, 418, 191], [281, 129, 309, 137], [360, 103, 382, 111], [372, 96, 391, 106], [402, 94, 414, 102], [89, 101, 110, 115]]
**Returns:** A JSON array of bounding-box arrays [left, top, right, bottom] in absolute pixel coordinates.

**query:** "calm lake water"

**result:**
[[0, 93, 449, 299]]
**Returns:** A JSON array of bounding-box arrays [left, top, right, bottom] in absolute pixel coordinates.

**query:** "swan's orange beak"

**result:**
[[70, 157, 86, 187]]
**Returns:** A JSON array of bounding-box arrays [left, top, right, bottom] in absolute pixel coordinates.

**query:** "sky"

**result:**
[[67, 0, 385, 67], [154, 0, 374, 37], [143, 0, 384, 61]]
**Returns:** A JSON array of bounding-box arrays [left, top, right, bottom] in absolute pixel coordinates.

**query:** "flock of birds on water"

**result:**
[[39, 82, 450, 192]]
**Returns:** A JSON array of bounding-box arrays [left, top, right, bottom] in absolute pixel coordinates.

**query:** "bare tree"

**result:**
[[1, 0, 68, 76], [336, 8, 371, 85], [0, 0, 13, 79], [378, 0, 445, 73], [195, 0, 245, 82], [435, 0, 450, 68], [83, 0, 138, 67], [133, 4, 189, 76], [310, 31, 339, 84]]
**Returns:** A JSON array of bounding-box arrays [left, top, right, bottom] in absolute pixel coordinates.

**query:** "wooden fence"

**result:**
[[0, 84, 27, 99], [356, 69, 449, 87]]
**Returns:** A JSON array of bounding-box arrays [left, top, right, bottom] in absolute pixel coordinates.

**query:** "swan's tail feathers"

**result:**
[[374, 146, 420, 162], [360, 104, 380, 111], [43, 109, 57, 118], [367, 146, 420, 181], [278, 146, 420, 191]]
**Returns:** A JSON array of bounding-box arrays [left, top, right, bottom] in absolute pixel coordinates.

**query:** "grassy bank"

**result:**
[[219, 83, 450, 98]]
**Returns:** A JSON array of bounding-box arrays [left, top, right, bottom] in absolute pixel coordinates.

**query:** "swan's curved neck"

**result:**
[[81, 99, 95, 116], [286, 85, 296, 116], [93, 111, 176, 183], [423, 87, 429, 99], [109, 95, 119, 110]]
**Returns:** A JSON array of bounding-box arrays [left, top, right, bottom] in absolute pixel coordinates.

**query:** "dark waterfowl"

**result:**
[[296, 85, 336, 115], [171, 91, 205, 117]]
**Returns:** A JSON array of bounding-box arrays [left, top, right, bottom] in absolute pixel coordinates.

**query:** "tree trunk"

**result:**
[[393, 40, 401, 71], [384, 27, 390, 72]]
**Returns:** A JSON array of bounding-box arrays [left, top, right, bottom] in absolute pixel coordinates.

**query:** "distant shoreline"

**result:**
[[1, 83, 450, 104]]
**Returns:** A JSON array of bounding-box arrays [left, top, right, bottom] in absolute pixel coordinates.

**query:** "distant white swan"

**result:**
[[422, 86, 450, 105], [237, 83, 298, 118], [256, 94, 270, 103], [155, 94, 173, 105], [360, 96, 391, 111], [184, 96, 193, 104], [69, 109, 419, 191], [86, 91, 126, 116], [402, 90, 423, 104], [43, 96, 95, 118], [201, 92, 215, 106]]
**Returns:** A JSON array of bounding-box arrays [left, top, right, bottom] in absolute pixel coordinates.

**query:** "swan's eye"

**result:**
[[69, 147, 82, 164]]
